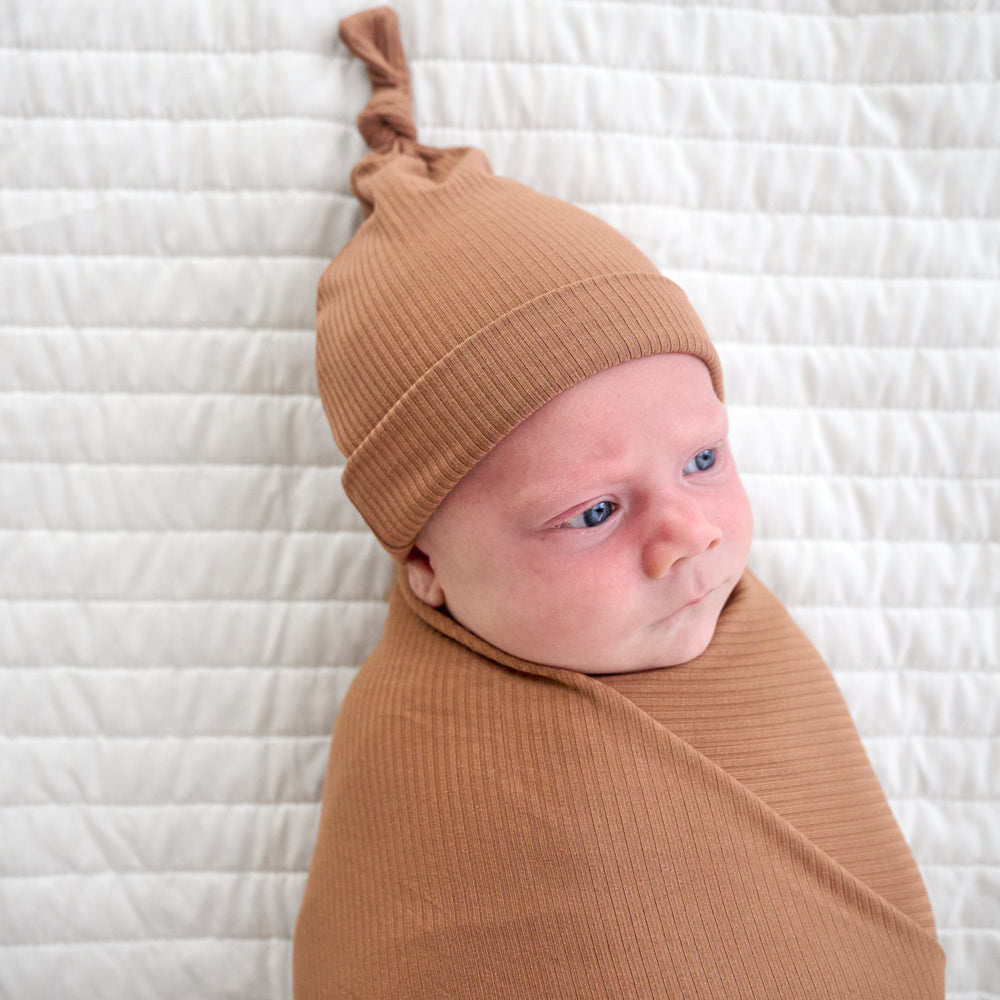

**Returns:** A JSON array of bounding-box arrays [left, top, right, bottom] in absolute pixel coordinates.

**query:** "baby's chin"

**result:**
[[553, 623, 719, 676], [578, 637, 715, 676]]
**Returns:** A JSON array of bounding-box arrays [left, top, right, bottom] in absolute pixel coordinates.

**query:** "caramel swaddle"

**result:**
[[295, 567, 942, 997]]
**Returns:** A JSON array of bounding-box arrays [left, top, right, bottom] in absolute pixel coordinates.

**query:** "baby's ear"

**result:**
[[405, 546, 446, 607]]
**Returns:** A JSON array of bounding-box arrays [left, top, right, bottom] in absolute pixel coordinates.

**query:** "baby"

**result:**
[[294, 7, 944, 998]]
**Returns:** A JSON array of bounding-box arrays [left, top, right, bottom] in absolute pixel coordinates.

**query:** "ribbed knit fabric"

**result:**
[[597, 585, 938, 938], [293, 569, 945, 999], [316, 7, 722, 559]]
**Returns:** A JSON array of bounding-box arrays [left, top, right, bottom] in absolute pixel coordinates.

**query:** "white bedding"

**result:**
[[1, 0, 997, 996]]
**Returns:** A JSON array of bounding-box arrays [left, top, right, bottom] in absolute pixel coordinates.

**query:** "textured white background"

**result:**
[[1, 0, 998, 997]]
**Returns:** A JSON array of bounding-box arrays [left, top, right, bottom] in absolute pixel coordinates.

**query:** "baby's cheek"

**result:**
[[724, 477, 755, 544]]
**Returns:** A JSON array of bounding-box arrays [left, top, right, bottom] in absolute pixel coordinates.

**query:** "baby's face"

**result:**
[[407, 353, 754, 674]]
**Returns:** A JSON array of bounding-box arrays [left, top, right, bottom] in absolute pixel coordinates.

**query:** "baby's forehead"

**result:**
[[465, 354, 726, 487], [516, 354, 720, 437]]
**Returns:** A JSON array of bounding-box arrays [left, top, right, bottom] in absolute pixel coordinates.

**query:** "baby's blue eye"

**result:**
[[684, 448, 716, 474], [564, 500, 617, 529]]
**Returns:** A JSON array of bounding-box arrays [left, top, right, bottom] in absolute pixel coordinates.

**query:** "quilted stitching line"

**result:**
[[4, 199, 1000, 216], [0, 121, 1000, 152], [2, 51, 997, 85], [5, 391, 999, 412]]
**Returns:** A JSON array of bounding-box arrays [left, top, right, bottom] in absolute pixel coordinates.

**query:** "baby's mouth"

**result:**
[[657, 585, 717, 624], [677, 587, 715, 612]]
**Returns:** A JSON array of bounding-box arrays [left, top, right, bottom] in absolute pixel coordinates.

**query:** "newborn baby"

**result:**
[[294, 7, 945, 998]]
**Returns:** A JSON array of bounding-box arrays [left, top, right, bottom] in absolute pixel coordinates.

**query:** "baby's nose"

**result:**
[[641, 501, 722, 579]]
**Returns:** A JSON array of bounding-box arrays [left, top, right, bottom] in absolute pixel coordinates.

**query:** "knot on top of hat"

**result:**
[[339, 6, 418, 154], [357, 86, 417, 152]]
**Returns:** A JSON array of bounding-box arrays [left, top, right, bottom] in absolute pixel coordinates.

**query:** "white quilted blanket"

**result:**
[[2, 0, 997, 997]]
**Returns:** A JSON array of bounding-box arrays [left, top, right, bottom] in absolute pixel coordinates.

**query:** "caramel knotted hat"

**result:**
[[317, 5, 723, 560]]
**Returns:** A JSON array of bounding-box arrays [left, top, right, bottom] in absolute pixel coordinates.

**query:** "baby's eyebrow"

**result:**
[[694, 411, 729, 446], [511, 475, 593, 514], [701, 403, 729, 434]]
